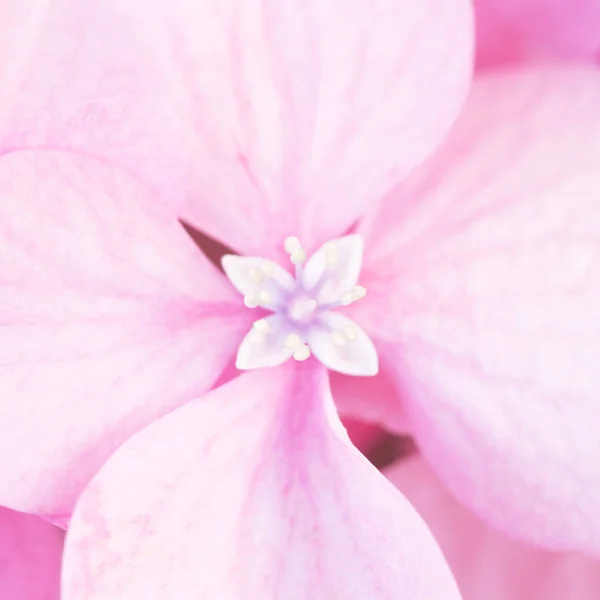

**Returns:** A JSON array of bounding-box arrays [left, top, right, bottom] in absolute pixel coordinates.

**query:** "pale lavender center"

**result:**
[[287, 295, 318, 324]]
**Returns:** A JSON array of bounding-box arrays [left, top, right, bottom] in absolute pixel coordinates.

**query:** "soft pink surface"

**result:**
[[474, 0, 600, 68], [330, 367, 407, 433], [353, 67, 600, 553], [62, 364, 460, 600], [0, 150, 252, 517], [341, 418, 385, 455], [0, 0, 473, 258], [388, 457, 600, 600], [0, 506, 63, 600], [0, 0, 475, 522]]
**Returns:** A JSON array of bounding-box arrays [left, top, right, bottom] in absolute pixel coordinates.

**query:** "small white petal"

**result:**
[[248, 267, 264, 284], [259, 261, 275, 277], [340, 285, 367, 307], [345, 325, 359, 342], [236, 316, 293, 370], [222, 255, 294, 309], [330, 330, 347, 346], [302, 235, 364, 305], [308, 312, 378, 376], [322, 242, 339, 269]]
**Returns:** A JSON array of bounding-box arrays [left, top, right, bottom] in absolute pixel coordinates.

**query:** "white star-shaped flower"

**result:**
[[222, 234, 378, 376]]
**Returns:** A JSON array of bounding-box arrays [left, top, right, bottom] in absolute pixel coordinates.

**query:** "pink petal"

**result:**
[[342, 418, 386, 455], [388, 457, 600, 600], [355, 67, 600, 553], [0, 506, 63, 600], [62, 364, 460, 600], [0, 150, 251, 518], [0, 0, 473, 257], [474, 0, 600, 68]]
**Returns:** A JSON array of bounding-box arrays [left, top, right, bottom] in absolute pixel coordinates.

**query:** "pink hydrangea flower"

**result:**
[[474, 0, 600, 68], [60, 67, 600, 596], [0, 0, 471, 518], [0, 507, 63, 600], [388, 456, 600, 600], [0, 0, 474, 597]]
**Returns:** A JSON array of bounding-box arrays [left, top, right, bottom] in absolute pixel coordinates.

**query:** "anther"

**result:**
[[352, 285, 367, 300], [292, 344, 311, 361], [340, 285, 367, 306], [253, 319, 270, 332], [244, 289, 272, 308], [258, 290, 272, 305], [284, 333, 303, 351], [284, 236, 301, 253], [284, 236, 306, 265], [244, 294, 260, 308]]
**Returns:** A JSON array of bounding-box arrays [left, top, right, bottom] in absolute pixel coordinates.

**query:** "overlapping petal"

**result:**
[[388, 457, 600, 600], [0, 0, 473, 258], [0, 507, 63, 600], [62, 364, 460, 600], [354, 68, 600, 553], [474, 0, 600, 68], [0, 150, 251, 518], [330, 368, 408, 433]]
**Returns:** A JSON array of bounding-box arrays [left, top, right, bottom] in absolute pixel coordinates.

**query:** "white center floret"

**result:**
[[222, 234, 379, 376]]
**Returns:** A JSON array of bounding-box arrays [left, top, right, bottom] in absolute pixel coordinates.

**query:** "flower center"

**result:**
[[222, 234, 379, 376], [287, 295, 318, 324]]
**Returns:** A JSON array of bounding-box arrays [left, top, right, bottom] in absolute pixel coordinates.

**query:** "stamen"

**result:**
[[253, 319, 270, 332], [258, 290, 272, 305], [292, 344, 311, 361], [352, 285, 367, 300], [284, 333, 303, 351], [229, 234, 378, 374], [340, 285, 367, 306], [284, 236, 301, 253], [244, 293, 260, 308], [284, 236, 306, 265]]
